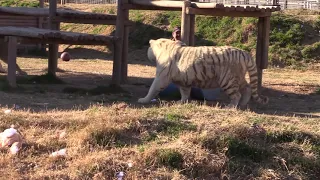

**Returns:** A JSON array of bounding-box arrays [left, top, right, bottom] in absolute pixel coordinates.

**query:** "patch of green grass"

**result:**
[[302, 42, 320, 59], [226, 138, 272, 162], [88, 128, 140, 148], [160, 113, 196, 137], [155, 149, 184, 169], [0, 0, 39, 7], [92, 25, 107, 35]]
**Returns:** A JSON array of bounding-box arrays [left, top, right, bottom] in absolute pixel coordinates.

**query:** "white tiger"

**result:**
[[138, 38, 268, 108]]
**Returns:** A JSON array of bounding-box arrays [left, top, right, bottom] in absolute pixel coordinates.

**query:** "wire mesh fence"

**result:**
[[44, 0, 117, 4], [43, 0, 320, 10]]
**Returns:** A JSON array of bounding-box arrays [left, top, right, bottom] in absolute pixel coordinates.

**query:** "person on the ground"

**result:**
[[171, 27, 181, 41]]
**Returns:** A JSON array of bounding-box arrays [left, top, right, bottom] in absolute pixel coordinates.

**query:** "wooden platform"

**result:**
[[127, 0, 281, 12], [0, 26, 120, 88], [0, 6, 132, 25]]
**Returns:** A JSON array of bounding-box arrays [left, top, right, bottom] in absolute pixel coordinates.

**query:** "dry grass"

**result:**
[[0, 52, 319, 179]]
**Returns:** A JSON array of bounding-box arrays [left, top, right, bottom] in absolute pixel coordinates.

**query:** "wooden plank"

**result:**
[[123, 4, 181, 11], [121, 6, 129, 84], [189, 14, 195, 46], [0, 15, 37, 20], [52, 17, 133, 26], [181, 1, 191, 45], [5, 36, 117, 46], [186, 7, 271, 17], [112, 0, 125, 86], [129, 0, 183, 8], [6, 36, 17, 88], [0, 7, 50, 17], [0, 22, 38, 26]]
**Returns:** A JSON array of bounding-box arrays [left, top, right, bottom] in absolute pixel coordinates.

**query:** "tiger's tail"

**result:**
[[246, 55, 269, 105]]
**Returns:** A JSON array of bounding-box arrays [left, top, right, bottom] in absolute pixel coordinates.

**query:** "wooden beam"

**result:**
[[129, 0, 183, 8], [6, 36, 17, 88], [181, 1, 191, 45], [186, 7, 271, 17], [112, 0, 125, 86], [123, 4, 181, 11], [0, 36, 117, 46], [52, 17, 133, 26]]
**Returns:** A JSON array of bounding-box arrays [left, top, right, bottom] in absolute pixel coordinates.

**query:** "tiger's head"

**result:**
[[147, 38, 186, 64]]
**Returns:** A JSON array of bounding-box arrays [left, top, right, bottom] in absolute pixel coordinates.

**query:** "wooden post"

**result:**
[[256, 16, 270, 92], [48, 0, 59, 76], [38, 0, 45, 51], [111, 0, 124, 86], [189, 14, 195, 46], [6, 36, 18, 88], [121, 2, 129, 84], [261, 16, 270, 70], [256, 17, 263, 93], [181, 0, 191, 45]]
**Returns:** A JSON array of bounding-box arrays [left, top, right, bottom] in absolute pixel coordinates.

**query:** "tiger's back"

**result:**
[[170, 46, 250, 88]]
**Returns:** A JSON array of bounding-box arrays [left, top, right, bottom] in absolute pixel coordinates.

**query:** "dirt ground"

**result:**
[[0, 47, 319, 119]]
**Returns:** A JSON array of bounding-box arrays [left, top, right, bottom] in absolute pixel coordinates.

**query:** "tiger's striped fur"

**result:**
[[138, 38, 269, 108]]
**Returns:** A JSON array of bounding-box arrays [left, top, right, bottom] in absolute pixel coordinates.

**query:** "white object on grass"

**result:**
[[2, 128, 17, 138], [117, 171, 124, 180], [10, 143, 20, 154], [50, 148, 67, 157], [4, 109, 11, 114]]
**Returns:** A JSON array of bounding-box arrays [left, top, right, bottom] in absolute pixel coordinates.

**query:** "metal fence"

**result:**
[[44, 0, 320, 10], [198, 0, 320, 9], [44, 0, 117, 4]]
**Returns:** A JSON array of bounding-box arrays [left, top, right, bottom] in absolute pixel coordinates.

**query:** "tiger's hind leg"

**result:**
[[179, 86, 191, 103], [239, 83, 252, 108], [219, 74, 241, 108]]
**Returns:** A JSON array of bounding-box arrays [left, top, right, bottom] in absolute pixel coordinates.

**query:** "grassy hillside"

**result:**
[[0, 0, 39, 7], [59, 5, 320, 69]]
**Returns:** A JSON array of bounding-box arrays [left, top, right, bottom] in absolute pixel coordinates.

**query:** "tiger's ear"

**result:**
[[149, 39, 155, 45]]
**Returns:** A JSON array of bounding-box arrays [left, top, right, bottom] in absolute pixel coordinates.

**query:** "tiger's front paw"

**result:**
[[138, 98, 150, 104]]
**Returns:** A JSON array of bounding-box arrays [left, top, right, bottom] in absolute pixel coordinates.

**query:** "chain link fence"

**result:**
[[44, 0, 320, 10], [44, 0, 117, 4]]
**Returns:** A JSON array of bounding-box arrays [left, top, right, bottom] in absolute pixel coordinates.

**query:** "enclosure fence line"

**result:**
[[44, 0, 320, 10]]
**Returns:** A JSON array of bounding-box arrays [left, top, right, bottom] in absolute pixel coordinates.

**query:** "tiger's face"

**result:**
[[147, 38, 186, 63]]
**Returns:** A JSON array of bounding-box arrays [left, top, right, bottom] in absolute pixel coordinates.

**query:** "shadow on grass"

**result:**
[[0, 71, 318, 119], [200, 126, 320, 179]]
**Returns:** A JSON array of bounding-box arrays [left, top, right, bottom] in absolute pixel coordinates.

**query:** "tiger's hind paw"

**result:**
[[138, 98, 151, 104], [258, 96, 269, 105]]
